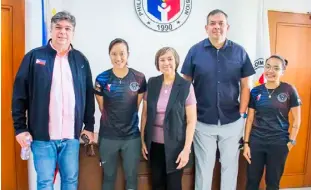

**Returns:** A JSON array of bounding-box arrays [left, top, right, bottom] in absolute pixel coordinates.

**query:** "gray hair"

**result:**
[[155, 47, 180, 71], [51, 11, 76, 28], [207, 9, 228, 24]]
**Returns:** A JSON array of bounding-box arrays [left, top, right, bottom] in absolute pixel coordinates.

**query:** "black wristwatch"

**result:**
[[289, 139, 296, 145]]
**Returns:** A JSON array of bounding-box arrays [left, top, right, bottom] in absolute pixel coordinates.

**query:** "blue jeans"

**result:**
[[31, 139, 80, 190]]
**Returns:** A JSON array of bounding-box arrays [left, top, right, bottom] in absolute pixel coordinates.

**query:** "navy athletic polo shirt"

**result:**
[[181, 38, 255, 125], [249, 82, 301, 144], [94, 68, 147, 140]]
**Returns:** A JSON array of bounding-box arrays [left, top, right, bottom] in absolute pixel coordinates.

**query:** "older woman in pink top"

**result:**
[[141, 47, 197, 190]]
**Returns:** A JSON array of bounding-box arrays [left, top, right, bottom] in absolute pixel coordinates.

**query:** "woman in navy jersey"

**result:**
[[243, 55, 302, 190], [94, 38, 147, 190]]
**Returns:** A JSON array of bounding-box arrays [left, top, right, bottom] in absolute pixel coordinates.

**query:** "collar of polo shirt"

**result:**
[[203, 38, 232, 49]]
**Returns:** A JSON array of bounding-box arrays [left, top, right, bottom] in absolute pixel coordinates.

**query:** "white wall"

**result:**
[[25, 0, 311, 189]]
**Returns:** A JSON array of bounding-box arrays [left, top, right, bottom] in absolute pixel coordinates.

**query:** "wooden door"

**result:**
[[268, 11, 311, 188], [1, 0, 28, 189]]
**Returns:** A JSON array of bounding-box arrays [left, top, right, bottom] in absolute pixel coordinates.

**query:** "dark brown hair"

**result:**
[[207, 9, 228, 24], [266, 54, 288, 70], [108, 38, 129, 54]]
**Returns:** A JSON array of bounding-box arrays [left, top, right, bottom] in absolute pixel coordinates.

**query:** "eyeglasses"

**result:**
[[264, 65, 282, 72]]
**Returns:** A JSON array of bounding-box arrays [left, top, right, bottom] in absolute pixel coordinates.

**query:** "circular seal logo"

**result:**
[[277, 93, 288, 103], [253, 58, 265, 86], [254, 58, 265, 70], [134, 0, 192, 32], [129, 82, 140, 92]]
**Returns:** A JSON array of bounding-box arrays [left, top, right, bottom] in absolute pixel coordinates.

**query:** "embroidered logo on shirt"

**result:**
[[35, 59, 46, 65], [106, 84, 111, 92], [99, 161, 106, 166], [277, 93, 288, 103], [129, 82, 140, 92], [94, 82, 101, 92], [256, 94, 261, 101]]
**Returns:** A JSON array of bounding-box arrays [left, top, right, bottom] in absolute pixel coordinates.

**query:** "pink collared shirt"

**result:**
[[49, 43, 75, 140]]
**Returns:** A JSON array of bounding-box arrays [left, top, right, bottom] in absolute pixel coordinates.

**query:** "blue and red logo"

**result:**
[[135, 0, 192, 32], [147, 0, 180, 22]]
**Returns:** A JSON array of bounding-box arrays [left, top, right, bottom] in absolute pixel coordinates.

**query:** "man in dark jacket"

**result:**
[[12, 11, 95, 190]]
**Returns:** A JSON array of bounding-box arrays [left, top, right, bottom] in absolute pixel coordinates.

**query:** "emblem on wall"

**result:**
[[134, 0, 192, 32], [253, 58, 265, 87]]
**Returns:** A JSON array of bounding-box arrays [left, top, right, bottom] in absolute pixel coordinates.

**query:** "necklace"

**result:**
[[265, 83, 280, 98], [117, 77, 123, 84], [113, 68, 128, 85], [266, 88, 276, 98], [163, 83, 172, 94]]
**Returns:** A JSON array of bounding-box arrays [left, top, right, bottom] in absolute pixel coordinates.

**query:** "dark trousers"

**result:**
[[150, 142, 183, 190], [99, 137, 141, 190], [246, 143, 289, 190]]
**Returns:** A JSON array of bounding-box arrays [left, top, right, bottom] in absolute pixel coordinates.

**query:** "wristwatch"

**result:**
[[240, 113, 247, 119], [289, 139, 296, 145]]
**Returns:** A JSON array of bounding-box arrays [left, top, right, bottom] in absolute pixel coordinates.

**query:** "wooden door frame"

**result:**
[[268, 10, 311, 186], [2, 0, 28, 189]]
